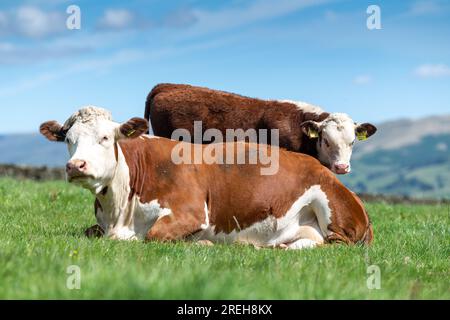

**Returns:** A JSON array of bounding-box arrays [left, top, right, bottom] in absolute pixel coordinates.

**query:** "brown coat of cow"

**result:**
[[145, 83, 330, 159]]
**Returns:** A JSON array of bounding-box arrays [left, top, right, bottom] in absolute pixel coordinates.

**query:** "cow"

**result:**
[[40, 106, 373, 249], [145, 83, 377, 174]]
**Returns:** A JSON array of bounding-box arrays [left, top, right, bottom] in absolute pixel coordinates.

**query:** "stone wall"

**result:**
[[0, 164, 65, 181]]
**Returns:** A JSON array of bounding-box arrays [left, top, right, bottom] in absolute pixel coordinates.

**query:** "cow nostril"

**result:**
[[79, 161, 87, 170], [334, 164, 349, 171]]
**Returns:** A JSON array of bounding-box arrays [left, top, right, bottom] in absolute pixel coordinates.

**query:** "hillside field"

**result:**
[[0, 178, 448, 299]]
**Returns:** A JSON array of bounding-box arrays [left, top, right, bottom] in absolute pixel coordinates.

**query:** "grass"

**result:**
[[0, 178, 448, 300]]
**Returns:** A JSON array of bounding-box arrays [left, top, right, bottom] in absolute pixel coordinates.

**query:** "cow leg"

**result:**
[[85, 224, 104, 238], [275, 225, 324, 250], [145, 205, 204, 242], [296, 225, 325, 243], [86, 199, 105, 238]]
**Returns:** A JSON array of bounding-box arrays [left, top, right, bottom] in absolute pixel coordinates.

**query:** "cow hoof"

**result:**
[[195, 240, 214, 247], [85, 225, 104, 238]]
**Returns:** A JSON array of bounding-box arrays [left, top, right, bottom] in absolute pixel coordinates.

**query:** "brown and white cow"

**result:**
[[145, 83, 377, 174], [40, 106, 373, 249]]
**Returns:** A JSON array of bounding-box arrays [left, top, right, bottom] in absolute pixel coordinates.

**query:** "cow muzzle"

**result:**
[[333, 163, 351, 174], [66, 159, 90, 181]]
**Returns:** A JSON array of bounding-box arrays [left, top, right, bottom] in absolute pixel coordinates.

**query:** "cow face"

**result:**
[[301, 113, 376, 174], [40, 107, 148, 193]]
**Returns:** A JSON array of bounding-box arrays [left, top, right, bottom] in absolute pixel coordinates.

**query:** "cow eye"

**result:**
[[101, 136, 109, 142], [351, 140, 356, 146], [324, 139, 330, 147]]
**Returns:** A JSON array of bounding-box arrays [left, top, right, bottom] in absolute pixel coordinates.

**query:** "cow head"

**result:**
[[301, 113, 377, 174], [40, 106, 148, 193]]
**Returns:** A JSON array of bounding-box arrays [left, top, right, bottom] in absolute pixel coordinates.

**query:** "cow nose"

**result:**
[[66, 159, 87, 175], [333, 163, 349, 174]]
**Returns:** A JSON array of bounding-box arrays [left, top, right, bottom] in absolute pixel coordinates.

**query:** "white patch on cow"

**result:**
[[195, 185, 332, 250], [278, 99, 323, 115], [112, 228, 138, 241], [132, 199, 172, 237], [287, 238, 318, 249], [201, 202, 210, 230], [94, 143, 135, 240]]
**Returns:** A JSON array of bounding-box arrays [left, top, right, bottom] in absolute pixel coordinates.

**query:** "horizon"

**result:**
[[1, 0, 450, 134]]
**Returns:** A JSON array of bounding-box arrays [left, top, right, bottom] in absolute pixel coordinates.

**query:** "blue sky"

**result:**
[[0, 0, 449, 134]]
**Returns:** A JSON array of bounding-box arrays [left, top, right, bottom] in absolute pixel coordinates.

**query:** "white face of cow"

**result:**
[[301, 113, 377, 174], [40, 106, 148, 194], [64, 119, 120, 192]]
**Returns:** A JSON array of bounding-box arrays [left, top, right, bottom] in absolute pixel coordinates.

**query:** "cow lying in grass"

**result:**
[[40, 106, 373, 249], [145, 83, 377, 174]]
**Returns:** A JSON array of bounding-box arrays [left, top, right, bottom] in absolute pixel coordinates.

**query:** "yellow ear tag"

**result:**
[[308, 128, 319, 138], [127, 129, 136, 137], [357, 130, 368, 141]]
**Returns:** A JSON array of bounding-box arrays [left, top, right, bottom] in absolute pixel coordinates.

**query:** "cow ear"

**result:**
[[355, 123, 377, 141], [300, 120, 320, 139], [39, 121, 66, 142], [118, 117, 149, 139]]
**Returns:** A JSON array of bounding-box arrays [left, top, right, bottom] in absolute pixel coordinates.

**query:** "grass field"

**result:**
[[0, 178, 448, 300]]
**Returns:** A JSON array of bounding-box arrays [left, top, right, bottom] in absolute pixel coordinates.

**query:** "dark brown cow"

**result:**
[[40, 106, 373, 249], [145, 83, 377, 174]]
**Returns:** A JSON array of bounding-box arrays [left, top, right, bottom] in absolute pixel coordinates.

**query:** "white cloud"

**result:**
[[98, 9, 135, 29], [0, 49, 146, 98], [16, 6, 65, 38], [414, 64, 450, 78], [353, 75, 372, 85], [324, 10, 338, 22], [184, 0, 333, 36], [0, 11, 8, 28], [0, 41, 92, 64], [0, 35, 239, 98], [0, 6, 65, 39], [408, 0, 442, 16], [163, 7, 198, 28], [0, 42, 15, 52]]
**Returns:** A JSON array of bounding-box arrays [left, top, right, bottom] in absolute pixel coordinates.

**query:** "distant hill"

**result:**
[[340, 115, 450, 199], [353, 115, 450, 156], [0, 133, 67, 167], [1, 115, 449, 198]]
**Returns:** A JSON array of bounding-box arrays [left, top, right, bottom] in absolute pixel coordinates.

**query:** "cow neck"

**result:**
[[117, 138, 155, 204], [95, 142, 134, 232]]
